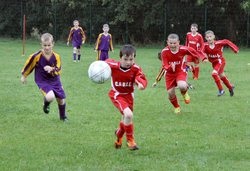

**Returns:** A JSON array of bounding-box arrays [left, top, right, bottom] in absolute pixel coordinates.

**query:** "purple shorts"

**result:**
[[37, 82, 66, 99], [98, 50, 109, 61], [72, 41, 82, 49]]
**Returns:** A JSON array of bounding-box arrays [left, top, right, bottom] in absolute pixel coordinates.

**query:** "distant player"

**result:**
[[185, 23, 205, 80], [105, 45, 147, 150], [95, 24, 114, 61], [161, 34, 206, 114], [67, 20, 86, 62], [203, 30, 239, 96], [21, 33, 68, 122]]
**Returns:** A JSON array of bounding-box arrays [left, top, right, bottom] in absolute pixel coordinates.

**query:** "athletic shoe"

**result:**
[[127, 140, 139, 150], [43, 104, 50, 114], [114, 130, 122, 149], [182, 93, 190, 104], [188, 83, 194, 90], [60, 117, 68, 122], [174, 107, 181, 114], [217, 90, 225, 96], [229, 86, 235, 97]]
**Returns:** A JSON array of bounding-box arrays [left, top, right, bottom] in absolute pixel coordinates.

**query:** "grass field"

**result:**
[[0, 39, 249, 171]]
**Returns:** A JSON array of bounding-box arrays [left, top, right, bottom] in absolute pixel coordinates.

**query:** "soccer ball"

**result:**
[[88, 61, 111, 84]]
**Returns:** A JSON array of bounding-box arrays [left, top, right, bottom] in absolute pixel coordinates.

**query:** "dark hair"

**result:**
[[119, 44, 136, 58]]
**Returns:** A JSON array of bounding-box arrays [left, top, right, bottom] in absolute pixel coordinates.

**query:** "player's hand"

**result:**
[[67, 41, 69, 46], [44, 65, 53, 73], [82, 41, 85, 44], [135, 80, 145, 90], [21, 75, 27, 84], [152, 82, 157, 87]]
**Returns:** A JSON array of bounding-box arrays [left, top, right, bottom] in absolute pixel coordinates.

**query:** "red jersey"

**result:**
[[203, 39, 239, 64], [185, 32, 204, 51], [161, 46, 206, 74], [106, 59, 147, 94]]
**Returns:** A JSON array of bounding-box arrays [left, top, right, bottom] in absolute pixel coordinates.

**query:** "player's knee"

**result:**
[[45, 91, 55, 102], [57, 98, 65, 105], [211, 70, 218, 75], [123, 108, 133, 124]]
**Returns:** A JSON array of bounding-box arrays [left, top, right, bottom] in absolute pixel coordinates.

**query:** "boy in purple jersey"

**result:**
[[67, 20, 86, 62], [95, 24, 114, 61], [21, 33, 68, 122]]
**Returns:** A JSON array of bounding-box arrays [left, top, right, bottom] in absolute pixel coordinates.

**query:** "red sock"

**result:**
[[220, 76, 233, 90], [124, 123, 134, 142], [212, 73, 223, 90], [169, 95, 180, 108], [116, 121, 125, 138], [194, 67, 199, 79]]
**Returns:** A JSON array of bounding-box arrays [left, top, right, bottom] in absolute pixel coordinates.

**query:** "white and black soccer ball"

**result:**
[[88, 61, 111, 84]]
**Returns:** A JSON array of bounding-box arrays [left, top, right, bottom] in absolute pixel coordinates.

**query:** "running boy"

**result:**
[[203, 30, 239, 96], [185, 23, 205, 80], [21, 33, 68, 122], [67, 20, 86, 62], [95, 24, 114, 61], [161, 34, 206, 114], [105, 44, 147, 150]]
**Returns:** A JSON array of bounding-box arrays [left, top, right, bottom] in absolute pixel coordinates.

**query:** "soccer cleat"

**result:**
[[217, 90, 225, 96], [229, 86, 235, 97], [114, 129, 122, 149], [127, 140, 139, 150], [60, 117, 68, 122], [115, 138, 123, 149], [174, 107, 181, 114], [188, 83, 194, 90], [43, 104, 50, 114], [182, 93, 190, 104]]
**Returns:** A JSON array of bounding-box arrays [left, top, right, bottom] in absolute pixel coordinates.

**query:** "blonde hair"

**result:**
[[41, 33, 54, 42], [168, 33, 179, 40], [205, 30, 214, 36]]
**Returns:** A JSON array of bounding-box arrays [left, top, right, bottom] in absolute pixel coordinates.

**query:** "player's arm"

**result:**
[[80, 27, 86, 43], [135, 68, 148, 90], [67, 28, 73, 45], [21, 52, 41, 83], [95, 34, 102, 51], [109, 34, 114, 52], [152, 67, 165, 87], [220, 39, 239, 53], [186, 46, 207, 62], [161, 50, 171, 71]]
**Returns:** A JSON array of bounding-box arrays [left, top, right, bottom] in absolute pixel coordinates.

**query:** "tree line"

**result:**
[[1, 0, 250, 46]]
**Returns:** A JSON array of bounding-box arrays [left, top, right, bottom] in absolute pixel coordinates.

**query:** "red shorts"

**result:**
[[186, 55, 199, 64], [109, 90, 134, 114], [212, 60, 225, 74], [165, 71, 187, 90]]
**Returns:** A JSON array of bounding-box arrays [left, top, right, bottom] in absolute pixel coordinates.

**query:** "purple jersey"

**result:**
[[21, 51, 66, 98], [67, 27, 85, 47], [95, 33, 114, 51]]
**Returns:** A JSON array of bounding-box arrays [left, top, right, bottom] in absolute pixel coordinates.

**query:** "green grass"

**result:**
[[0, 39, 249, 171]]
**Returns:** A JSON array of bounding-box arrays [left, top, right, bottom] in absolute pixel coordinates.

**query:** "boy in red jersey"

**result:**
[[185, 23, 205, 80], [67, 20, 86, 62], [161, 34, 206, 114], [95, 24, 114, 61], [203, 30, 239, 96], [105, 45, 147, 150], [21, 33, 68, 122]]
